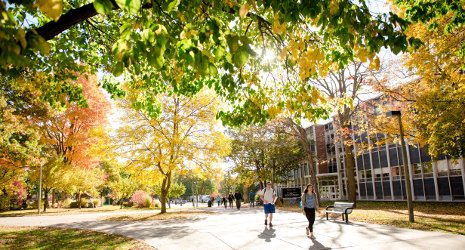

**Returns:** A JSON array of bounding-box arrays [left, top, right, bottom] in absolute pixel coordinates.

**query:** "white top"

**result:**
[[260, 187, 276, 204]]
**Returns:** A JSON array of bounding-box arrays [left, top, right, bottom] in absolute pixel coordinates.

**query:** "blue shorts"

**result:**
[[264, 203, 275, 214]]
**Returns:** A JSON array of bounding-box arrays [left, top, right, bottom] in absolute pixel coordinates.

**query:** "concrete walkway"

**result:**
[[1, 205, 464, 250]]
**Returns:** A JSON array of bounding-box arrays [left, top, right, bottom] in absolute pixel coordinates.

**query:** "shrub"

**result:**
[[153, 199, 161, 208], [29, 200, 38, 209], [69, 201, 78, 208], [144, 197, 152, 208], [93, 199, 100, 207], [80, 198, 89, 208], [62, 198, 73, 208], [130, 190, 152, 208], [0, 196, 10, 211]]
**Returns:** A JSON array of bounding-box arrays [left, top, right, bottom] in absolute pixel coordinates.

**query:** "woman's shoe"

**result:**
[[306, 227, 310, 235]]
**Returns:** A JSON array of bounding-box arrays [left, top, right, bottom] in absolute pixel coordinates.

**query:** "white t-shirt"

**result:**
[[260, 187, 276, 204]]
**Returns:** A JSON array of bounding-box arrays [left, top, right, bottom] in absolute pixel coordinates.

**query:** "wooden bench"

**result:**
[[324, 202, 354, 223]]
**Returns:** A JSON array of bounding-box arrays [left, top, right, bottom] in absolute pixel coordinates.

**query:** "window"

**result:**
[[366, 169, 372, 179], [450, 160, 462, 176], [423, 162, 433, 178], [359, 170, 366, 181], [391, 167, 400, 180], [413, 163, 422, 179], [437, 160, 448, 177]]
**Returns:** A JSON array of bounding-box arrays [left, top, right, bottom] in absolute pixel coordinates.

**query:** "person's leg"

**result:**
[[264, 204, 269, 225], [268, 204, 275, 226], [304, 207, 316, 237]]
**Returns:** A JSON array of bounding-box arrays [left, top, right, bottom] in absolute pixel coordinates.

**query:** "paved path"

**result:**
[[1, 206, 464, 250]]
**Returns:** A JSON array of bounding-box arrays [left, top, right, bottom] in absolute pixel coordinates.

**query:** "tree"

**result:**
[[311, 61, 374, 204], [62, 166, 104, 208], [39, 74, 110, 167], [372, 2, 465, 158], [114, 88, 230, 213], [107, 166, 140, 208], [228, 119, 304, 189], [0, 73, 50, 202], [1, 0, 420, 128]]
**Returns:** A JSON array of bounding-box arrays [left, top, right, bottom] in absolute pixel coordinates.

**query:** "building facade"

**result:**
[[283, 119, 465, 202]]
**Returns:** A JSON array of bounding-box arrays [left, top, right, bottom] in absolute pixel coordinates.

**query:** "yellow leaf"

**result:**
[[16, 28, 27, 49], [272, 14, 287, 35], [329, 0, 339, 16], [239, 3, 250, 18], [36, 0, 63, 22], [369, 55, 380, 70]]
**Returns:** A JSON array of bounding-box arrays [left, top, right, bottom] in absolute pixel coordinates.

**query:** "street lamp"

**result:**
[[38, 163, 43, 214], [386, 110, 414, 222]]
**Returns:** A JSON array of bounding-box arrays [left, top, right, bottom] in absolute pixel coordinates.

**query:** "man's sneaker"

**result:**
[[269, 222, 273, 227], [265, 219, 267, 225]]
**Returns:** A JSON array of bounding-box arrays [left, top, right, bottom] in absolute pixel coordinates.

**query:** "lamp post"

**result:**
[[386, 111, 414, 222], [38, 163, 43, 214]]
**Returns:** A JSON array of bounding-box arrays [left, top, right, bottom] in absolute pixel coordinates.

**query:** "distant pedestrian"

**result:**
[[217, 196, 221, 207], [301, 184, 317, 239], [234, 191, 242, 210], [259, 181, 276, 227], [222, 196, 228, 209], [249, 190, 255, 207], [228, 194, 234, 208]]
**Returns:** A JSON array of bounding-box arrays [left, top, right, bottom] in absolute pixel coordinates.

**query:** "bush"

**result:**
[[144, 197, 152, 208], [93, 199, 100, 207], [80, 198, 89, 208], [0, 196, 10, 211], [29, 200, 38, 209], [153, 199, 161, 208], [62, 198, 73, 208], [69, 201, 78, 208], [130, 190, 152, 208]]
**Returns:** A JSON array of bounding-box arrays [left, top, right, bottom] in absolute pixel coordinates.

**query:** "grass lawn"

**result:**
[[279, 201, 465, 235], [101, 209, 217, 221], [0, 205, 157, 217], [0, 226, 155, 250]]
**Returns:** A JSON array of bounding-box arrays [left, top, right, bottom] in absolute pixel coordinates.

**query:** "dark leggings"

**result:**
[[304, 207, 315, 232]]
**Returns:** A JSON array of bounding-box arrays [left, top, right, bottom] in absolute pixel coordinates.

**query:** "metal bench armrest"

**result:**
[[344, 208, 353, 214]]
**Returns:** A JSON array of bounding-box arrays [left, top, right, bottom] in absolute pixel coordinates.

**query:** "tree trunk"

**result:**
[[78, 192, 82, 209], [290, 119, 320, 209], [342, 128, 357, 206], [160, 171, 172, 214], [43, 188, 49, 212]]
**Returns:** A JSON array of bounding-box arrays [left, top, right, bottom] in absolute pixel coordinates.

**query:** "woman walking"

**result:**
[[301, 184, 317, 238]]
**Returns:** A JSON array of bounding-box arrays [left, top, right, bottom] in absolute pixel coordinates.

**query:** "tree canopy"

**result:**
[[1, 0, 419, 126]]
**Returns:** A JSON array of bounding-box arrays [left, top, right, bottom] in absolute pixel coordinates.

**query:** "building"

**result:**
[[284, 102, 465, 202]]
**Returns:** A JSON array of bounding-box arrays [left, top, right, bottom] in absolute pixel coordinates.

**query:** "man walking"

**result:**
[[260, 181, 276, 227], [249, 190, 255, 207], [234, 191, 242, 210]]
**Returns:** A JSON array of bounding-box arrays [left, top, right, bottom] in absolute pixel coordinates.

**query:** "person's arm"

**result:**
[[259, 190, 266, 203]]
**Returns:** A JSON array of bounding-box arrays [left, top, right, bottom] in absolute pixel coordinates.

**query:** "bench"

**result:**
[[324, 202, 354, 223]]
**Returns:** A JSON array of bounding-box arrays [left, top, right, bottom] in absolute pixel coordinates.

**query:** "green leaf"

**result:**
[[36, 0, 63, 21], [167, 0, 180, 12], [94, 0, 114, 15], [113, 61, 124, 76], [115, 0, 141, 15], [232, 47, 249, 67]]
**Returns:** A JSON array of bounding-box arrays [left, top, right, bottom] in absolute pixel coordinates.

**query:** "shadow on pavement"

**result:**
[[257, 226, 276, 242], [309, 237, 329, 250]]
